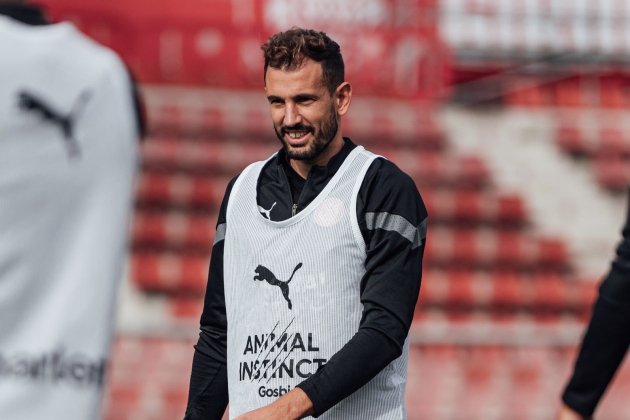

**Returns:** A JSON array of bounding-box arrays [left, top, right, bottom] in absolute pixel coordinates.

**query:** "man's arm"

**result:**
[[295, 158, 427, 416], [560, 189, 630, 418], [184, 177, 237, 420]]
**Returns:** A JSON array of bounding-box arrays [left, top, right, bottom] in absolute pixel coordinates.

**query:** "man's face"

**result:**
[[265, 59, 339, 162]]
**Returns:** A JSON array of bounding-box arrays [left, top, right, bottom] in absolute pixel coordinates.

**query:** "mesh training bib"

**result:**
[[224, 146, 408, 419], [0, 15, 138, 420]]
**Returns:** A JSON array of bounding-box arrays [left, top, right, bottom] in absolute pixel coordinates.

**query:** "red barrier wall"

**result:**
[[37, 0, 450, 100]]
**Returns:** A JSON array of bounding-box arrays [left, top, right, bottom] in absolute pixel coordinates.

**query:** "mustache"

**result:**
[[280, 123, 314, 136]]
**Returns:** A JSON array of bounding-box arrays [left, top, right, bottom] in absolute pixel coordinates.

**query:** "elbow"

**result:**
[[360, 326, 405, 361], [390, 344, 404, 360]]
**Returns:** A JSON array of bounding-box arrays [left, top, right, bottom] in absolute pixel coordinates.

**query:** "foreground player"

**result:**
[[184, 27, 427, 419], [558, 189, 630, 419], [0, 1, 143, 418]]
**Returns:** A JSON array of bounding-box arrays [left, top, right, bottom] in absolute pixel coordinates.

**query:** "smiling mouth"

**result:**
[[287, 131, 309, 139]]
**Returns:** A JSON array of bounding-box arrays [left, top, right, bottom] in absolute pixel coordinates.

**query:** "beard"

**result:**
[[274, 105, 339, 162]]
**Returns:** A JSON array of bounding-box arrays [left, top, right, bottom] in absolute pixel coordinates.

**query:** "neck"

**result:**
[[289, 132, 344, 179]]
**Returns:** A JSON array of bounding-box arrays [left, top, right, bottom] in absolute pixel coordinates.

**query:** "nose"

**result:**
[[283, 102, 301, 127]]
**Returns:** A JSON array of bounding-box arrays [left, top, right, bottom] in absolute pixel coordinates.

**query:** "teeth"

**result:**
[[288, 131, 307, 139]]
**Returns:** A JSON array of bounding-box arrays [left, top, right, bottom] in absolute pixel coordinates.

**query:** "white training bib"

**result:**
[[0, 15, 138, 420], [224, 146, 409, 419]]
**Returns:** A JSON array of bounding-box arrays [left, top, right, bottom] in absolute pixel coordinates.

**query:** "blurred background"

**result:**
[[36, 0, 630, 418]]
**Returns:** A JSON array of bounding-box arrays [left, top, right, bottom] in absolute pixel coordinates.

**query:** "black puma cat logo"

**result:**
[[253, 263, 303, 309], [18, 90, 92, 158]]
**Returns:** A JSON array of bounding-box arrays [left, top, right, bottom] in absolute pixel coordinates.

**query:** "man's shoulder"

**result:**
[[363, 152, 418, 193], [225, 151, 278, 200], [358, 149, 427, 219], [65, 28, 129, 78]]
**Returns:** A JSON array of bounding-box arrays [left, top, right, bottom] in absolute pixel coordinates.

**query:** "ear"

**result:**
[[334, 82, 352, 117]]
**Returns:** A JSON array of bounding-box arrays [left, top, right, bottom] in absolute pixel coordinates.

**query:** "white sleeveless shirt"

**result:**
[[0, 15, 138, 420], [224, 146, 409, 419]]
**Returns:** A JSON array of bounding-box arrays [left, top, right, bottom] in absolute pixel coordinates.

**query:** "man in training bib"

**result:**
[[184, 27, 428, 420]]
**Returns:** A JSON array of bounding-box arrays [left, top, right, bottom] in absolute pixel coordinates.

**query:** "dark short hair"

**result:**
[[261, 27, 345, 94]]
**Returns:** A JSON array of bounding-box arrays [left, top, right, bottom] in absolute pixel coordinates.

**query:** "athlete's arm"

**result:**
[[561, 189, 630, 418], [184, 177, 237, 420], [295, 159, 427, 416]]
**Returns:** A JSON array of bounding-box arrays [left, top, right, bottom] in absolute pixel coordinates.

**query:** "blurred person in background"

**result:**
[[558, 189, 630, 420], [184, 27, 427, 420], [0, 1, 144, 419]]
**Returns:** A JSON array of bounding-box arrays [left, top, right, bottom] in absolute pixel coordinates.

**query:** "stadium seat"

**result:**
[[136, 172, 228, 209], [133, 211, 216, 249], [417, 270, 595, 313], [132, 252, 208, 295], [598, 127, 628, 157], [594, 154, 629, 192], [555, 78, 584, 108], [555, 123, 588, 156]]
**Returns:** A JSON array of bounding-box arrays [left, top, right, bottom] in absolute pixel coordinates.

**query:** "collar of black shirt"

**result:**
[[276, 137, 357, 208], [278, 137, 357, 182], [0, 3, 49, 26]]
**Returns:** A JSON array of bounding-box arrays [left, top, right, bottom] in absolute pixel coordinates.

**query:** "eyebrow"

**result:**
[[294, 94, 318, 102], [266, 95, 281, 103], [266, 93, 319, 103]]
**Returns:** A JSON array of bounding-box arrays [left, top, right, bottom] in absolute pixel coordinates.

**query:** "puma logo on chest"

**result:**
[[253, 263, 303, 309]]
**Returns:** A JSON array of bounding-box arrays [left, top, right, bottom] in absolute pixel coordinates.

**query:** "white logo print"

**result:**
[[258, 202, 277, 220], [313, 197, 344, 227]]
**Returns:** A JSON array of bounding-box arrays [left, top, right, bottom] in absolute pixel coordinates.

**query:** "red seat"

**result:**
[[506, 80, 550, 108], [555, 77, 584, 108], [201, 107, 225, 133], [496, 194, 527, 226], [495, 231, 523, 266], [533, 274, 564, 308], [536, 237, 569, 268], [598, 128, 627, 157], [599, 77, 628, 109], [446, 270, 475, 306], [422, 190, 527, 225], [453, 190, 482, 223], [169, 297, 204, 321], [244, 107, 270, 135], [149, 105, 184, 133], [595, 154, 629, 192], [133, 212, 215, 249], [556, 123, 588, 156], [131, 252, 208, 295], [136, 172, 228, 208], [456, 155, 489, 188], [418, 270, 593, 312]]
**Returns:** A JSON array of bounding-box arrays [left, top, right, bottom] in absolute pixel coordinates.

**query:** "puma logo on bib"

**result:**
[[18, 90, 92, 158], [253, 263, 302, 309]]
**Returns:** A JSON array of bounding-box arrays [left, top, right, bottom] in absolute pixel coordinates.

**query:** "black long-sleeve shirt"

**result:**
[[562, 187, 630, 417], [184, 138, 427, 419]]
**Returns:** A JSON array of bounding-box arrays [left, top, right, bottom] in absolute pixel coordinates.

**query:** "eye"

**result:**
[[295, 97, 316, 106]]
